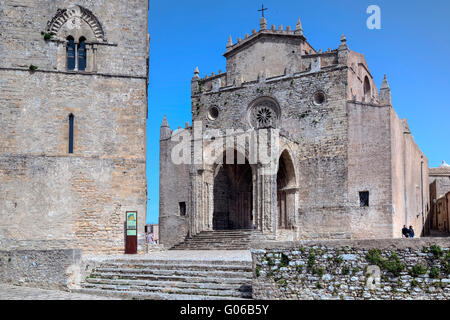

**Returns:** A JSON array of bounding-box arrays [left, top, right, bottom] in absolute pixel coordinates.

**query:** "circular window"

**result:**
[[248, 98, 280, 129], [208, 106, 219, 120], [313, 91, 326, 105]]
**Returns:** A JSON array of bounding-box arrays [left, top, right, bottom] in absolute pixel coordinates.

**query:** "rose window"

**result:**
[[248, 100, 279, 129], [256, 107, 274, 127]]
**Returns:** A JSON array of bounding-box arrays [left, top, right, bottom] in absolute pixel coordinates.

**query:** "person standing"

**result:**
[[147, 232, 154, 244], [409, 226, 415, 238]]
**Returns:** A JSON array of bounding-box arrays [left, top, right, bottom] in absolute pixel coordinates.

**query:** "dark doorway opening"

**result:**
[[213, 153, 253, 230]]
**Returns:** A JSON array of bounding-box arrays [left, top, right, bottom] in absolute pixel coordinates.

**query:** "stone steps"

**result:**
[[85, 275, 251, 289], [73, 288, 251, 300], [97, 262, 251, 272], [90, 267, 253, 279], [171, 230, 262, 250], [78, 257, 253, 300], [85, 278, 251, 292]]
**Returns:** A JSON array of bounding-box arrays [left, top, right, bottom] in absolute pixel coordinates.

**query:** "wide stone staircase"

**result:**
[[74, 257, 253, 300], [170, 230, 263, 250]]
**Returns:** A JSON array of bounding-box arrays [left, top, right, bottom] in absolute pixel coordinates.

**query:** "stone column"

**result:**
[[92, 44, 97, 73], [255, 163, 277, 234]]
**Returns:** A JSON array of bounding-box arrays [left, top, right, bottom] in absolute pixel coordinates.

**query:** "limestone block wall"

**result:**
[[225, 34, 307, 83], [251, 239, 450, 300], [0, 0, 148, 78], [159, 130, 191, 248], [0, 249, 82, 290], [0, 0, 148, 253], [347, 102, 393, 238], [390, 110, 429, 237]]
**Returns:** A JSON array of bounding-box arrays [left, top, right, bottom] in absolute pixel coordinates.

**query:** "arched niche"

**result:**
[[277, 149, 298, 230], [46, 5, 106, 42]]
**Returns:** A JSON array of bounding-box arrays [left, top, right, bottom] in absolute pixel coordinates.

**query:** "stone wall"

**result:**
[[0, 249, 82, 290], [0, 0, 148, 253], [251, 239, 450, 300]]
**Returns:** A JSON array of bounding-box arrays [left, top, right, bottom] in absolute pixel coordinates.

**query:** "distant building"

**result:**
[[428, 162, 450, 233]]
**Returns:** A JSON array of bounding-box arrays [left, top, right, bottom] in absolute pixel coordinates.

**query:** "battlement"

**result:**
[[191, 49, 341, 96]]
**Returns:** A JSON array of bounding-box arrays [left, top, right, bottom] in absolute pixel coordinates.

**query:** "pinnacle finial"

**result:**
[[193, 66, 200, 79], [338, 34, 348, 50], [260, 16, 267, 30], [295, 18, 303, 35], [381, 74, 390, 90], [161, 115, 169, 127], [227, 35, 233, 48]]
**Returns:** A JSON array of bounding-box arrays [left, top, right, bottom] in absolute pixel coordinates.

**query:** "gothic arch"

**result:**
[[46, 5, 106, 42], [211, 149, 254, 230], [277, 149, 297, 189], [277, 149, 298, 230]]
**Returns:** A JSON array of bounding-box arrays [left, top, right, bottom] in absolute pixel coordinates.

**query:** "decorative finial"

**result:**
[[338, 34, 348, 50], [380, 74, 390, 90], [193, 66, 200, 79], [379, 74, 391, 105], [227, 35, 233, 48], [260, 16, 267, 30], [161, 115, 169, 127], [295, 18, 303, 35]]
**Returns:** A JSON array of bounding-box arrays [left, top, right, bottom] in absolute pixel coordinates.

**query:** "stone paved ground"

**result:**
[[0, 284, 119, 300], [82, 250, 252, 263]]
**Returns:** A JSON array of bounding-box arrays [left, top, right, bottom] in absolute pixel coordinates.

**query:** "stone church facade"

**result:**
[[0, 1, 149, 253], [159, 17, 430, 248]]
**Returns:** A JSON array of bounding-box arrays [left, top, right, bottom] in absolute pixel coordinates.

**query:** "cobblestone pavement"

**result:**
[[0, 284, 118, 300]]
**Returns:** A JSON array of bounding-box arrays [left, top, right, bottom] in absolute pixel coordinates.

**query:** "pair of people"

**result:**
[[402, 225, 415, 238]]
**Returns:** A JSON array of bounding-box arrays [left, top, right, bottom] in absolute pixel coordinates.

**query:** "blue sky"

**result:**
[[146, 0, 450, 224]]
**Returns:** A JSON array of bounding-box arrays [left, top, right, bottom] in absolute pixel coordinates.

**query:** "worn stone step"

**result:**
[[101, 259, 251, 267], [97, 262, 252, 272], [72, 288, 251, 300], [91, 267, 253, 279], [87, 272, 250, 284], [81, 282, 252, 298], [84, 278, 251, 292], [172, 246, 251, 250]]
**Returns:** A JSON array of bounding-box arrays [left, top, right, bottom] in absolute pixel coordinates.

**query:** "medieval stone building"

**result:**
[[428, 162, 450, 233], [0, 1, 149, 253], [159, 17, 430, 248]]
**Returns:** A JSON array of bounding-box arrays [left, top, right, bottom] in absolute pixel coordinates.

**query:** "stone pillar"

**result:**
[[255, 163, 277, 234], [92, 44, 97, 73]]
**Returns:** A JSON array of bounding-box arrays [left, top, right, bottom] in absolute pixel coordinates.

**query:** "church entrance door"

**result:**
[[213, 154, 253, 230]]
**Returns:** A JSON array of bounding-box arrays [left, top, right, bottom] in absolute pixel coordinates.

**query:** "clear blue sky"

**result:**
[[146, 0, 450, 224]]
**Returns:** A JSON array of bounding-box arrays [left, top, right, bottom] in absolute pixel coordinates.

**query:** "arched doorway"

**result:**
[[213, 152, 253, 230], [277, 150, 296, 229]]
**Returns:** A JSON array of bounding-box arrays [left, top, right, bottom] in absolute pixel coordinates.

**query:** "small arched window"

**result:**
[[68, 114, 74, 154], [67, 36, 76, 71], [78, 37, 87, 71], [364, 76, 371, 97]]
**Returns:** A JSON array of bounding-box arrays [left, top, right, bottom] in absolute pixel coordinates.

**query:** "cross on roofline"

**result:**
[[258, 4, 268, 18]]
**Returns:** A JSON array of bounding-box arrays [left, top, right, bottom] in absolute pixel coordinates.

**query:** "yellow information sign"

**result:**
[[126, 211, 137, 236]]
